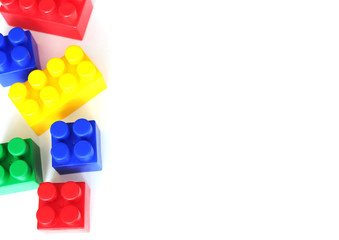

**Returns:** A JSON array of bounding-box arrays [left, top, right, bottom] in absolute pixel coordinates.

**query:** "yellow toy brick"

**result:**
[[8, 46, 107, 135]]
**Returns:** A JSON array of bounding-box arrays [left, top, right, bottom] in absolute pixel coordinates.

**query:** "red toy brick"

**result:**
[[0, 0, 93, 40], [36, 181, 90, 231]]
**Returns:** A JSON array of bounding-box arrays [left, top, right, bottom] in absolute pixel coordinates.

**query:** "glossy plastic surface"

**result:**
[[0, 27, 40, 87], [0, 0, 93, 40], [0, 138, 42, 195], [37, 181, 90, 231], [51, 118, 102, 174], [8, 45, 107, 135]]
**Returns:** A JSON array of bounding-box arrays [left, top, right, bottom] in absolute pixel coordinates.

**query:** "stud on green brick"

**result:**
[[0, 138, 42, 195], [8, 137, 28, 157]]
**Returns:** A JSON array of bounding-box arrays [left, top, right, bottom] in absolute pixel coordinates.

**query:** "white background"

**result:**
[[0, 0, 338, 239]]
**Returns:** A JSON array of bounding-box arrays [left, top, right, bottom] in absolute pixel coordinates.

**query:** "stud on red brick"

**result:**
[[36, 181, 90, 231]]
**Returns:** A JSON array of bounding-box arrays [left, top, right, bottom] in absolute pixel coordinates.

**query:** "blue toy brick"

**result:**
[[51, 119, 102, 174], [0, 27, 40, 87]]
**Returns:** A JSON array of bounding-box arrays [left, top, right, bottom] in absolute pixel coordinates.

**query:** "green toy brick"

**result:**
[[0, 138, 42, 195]]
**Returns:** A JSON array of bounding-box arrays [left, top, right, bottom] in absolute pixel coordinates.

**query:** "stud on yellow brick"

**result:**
[[9, 46, 107, 135]]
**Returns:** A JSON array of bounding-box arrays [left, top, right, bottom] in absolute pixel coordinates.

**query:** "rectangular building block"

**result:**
[[51, 119, 102, 174], [0, 27, 40, 87], [0, 138, 43, 195], [8, 45, 107, 135], [37, 182, 90, 231], [0, 0, 93, 40]]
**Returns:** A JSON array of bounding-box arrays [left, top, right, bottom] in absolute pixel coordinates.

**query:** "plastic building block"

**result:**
[[0, 27, 40, 87], [8, 45, 107, 135], [51, 118, 102, 174], [0, 0, 93, 40], [0, 138, 42, 195], [36, 181, 90, 231]]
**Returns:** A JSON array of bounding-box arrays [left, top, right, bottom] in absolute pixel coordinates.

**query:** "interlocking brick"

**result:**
[[8, 45, 106, 135], [0, 0, 93, 40], [51, 119, 102, 174], [36, 181, 90, 231], [0, 138, 42, 195], [0, 27, 40, 87]]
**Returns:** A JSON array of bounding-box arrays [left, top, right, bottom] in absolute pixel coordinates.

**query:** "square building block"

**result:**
[[8, 45, 107, 135], [36, 181, 90, 231], [0, 138, 43, 195], [0, 0, 93, 40], [0, 27, 40, 87], [51, 119, 102, 174]]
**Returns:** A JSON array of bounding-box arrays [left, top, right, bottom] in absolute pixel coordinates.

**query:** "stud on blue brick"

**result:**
[[50, 119, 102, 174], [0, 27, 40, 87]]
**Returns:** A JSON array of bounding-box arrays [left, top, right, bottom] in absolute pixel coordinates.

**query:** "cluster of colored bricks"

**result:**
[[0, 0, 105, 232]]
